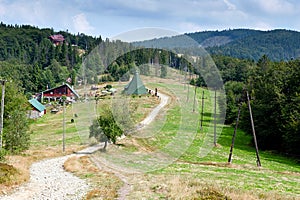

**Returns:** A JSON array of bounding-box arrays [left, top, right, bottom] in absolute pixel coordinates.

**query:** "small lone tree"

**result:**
[[2, 82, 30, 153], [89, 105, 123, 151]]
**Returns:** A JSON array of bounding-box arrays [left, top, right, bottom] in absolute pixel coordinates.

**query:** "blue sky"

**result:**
[[0, 0, 299, 39]]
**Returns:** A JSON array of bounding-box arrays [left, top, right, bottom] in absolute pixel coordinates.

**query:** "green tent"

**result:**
[[124, 71, 147, 95]]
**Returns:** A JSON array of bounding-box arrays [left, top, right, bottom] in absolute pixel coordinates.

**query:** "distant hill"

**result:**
[[134, 29, 300, 61]]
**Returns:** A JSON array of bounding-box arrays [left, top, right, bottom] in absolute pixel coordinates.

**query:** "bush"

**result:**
[[0, 149, 7, 161], [104, 84, 112, 89]]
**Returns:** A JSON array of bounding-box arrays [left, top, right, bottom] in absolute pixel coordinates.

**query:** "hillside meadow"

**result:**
[[0, 79, 299, 199]]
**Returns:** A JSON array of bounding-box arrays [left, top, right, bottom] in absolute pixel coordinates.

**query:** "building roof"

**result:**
[[42, 83, 80, 98], [124, 71, 147, 95], [49, 34, 65, 42], [29, 98, 46, 112]]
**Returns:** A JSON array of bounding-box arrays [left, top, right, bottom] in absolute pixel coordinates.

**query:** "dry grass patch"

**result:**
[[118, 137, 156, 153], [118, 173, 227, 199], [124, 173, 294, 200], [0, 163, 19, 188], [64, 155, 123, 200], [0, 154, 31, 195]]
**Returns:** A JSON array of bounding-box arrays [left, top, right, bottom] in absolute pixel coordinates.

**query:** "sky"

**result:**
[[0, 0, 300, 40]]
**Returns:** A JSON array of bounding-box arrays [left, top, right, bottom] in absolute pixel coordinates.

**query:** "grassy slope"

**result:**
[[29, 106, 82, 147], [1, 80, 299, 199], [122, 83, 300, 199]]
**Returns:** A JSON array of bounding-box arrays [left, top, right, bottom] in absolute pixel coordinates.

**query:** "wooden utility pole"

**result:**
[[214, 89, 217, 146], [200, 90, 205, 130], [62, 99, 66, 152], [183, 67, 187, 90], [186, 79, 190, 102], [0, 80, 6, 150], [187, 70, 192, 102], [192, 85, 197, 112], [246, 91, 261, 167], [228, 104, 241, 163]]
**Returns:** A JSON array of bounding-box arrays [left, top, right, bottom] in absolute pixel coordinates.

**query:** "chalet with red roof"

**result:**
[[41, 83, 79, 102], [49, 34, 65, 45]]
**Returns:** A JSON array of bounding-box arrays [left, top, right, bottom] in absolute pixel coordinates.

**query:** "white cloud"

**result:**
[[223, 0, 236, 10], [0, 3, 5, 15], [115, 0, 158, 12], [179, 22, 202, 33], [256, 0, 295, 15], [111, 27, 179, 42], [0, 0, 300, 37], [252, 21, 274, 31], [72, 13, 94, 34], [0, 0, 74, 31]]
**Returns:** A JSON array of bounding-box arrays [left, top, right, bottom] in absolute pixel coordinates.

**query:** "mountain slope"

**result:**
[[134, 29, 300, 61], [207, 29, 300, 61]]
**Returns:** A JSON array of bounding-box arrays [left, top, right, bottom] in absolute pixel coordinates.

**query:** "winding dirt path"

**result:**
[[0, 92, 169, 200], [92, 92, 169, 200], [0, 155, 89, 200], [137, 92, 169, 130], [0, 144, 104, 200]]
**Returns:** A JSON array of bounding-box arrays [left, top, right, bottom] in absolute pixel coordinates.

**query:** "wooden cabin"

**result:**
[[41, 83, 79, 102]]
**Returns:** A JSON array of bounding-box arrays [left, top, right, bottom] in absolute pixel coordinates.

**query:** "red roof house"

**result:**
[[42, 83, 79, 102], [49, 34, 65, 45]]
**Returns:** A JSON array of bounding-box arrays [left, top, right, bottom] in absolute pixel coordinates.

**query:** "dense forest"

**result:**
[[0, 23, 299, 160], [211, 55, 300, 159], [135, 29, 300, 61], [0, 23, 102, 95]]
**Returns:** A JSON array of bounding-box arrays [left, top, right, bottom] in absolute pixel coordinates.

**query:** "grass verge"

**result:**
[[64, 155, 123, 200]]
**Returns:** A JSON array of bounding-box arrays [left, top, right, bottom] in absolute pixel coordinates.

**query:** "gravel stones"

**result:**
[[1, 155, 90, 200]]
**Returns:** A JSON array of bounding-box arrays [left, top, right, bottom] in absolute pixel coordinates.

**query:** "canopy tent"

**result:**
[[123, 71, 147, 95]]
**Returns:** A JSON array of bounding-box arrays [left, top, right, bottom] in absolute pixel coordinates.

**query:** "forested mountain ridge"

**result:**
[[134, 29, 300, 61], [0, 22, 102, 65], [207, 29, 300, 61], [0, 23, 102, 94], [186, 29, 262, 47]]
